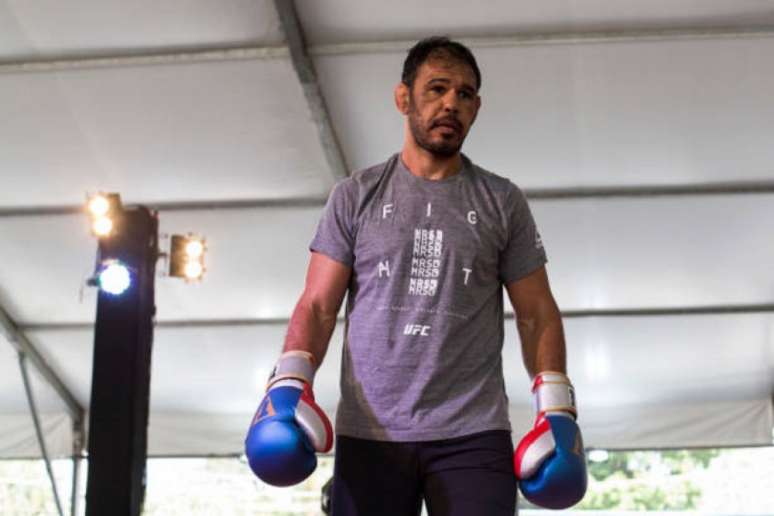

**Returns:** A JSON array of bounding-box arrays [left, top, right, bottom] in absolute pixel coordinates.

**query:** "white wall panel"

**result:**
[[531, 194, 774, 310], [317, 37, 774, 187], [16, 311, 772, 455], [0, 413, 72, 458], [299, 0, 774, 45], [0, 58, 332, 208], [0, 0, 281, 58]]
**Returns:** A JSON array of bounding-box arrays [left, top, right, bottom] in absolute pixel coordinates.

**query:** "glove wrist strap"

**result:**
[[267, 350, 316, 390], [532, 371, 577, 419]]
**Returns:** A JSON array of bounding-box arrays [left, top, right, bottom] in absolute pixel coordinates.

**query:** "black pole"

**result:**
[[85, 206, 158, 516]]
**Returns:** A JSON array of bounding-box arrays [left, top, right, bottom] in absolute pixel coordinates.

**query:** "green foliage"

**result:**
[[579, 484, 623, 509], [661, 449, 720, 470], [589, 452, 633, 481], [579, 449, 720, 510]]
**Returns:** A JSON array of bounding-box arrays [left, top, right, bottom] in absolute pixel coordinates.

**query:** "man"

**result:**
[[246, 37, 586, 515]]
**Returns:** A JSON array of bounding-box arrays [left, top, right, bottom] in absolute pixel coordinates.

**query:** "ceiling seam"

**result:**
[[3, 26, 774, 74], [2, 181, 774, 217], [18, 302, 774, 332]]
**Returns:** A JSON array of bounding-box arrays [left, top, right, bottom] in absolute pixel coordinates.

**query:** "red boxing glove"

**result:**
[[514, 372, 587, 509]]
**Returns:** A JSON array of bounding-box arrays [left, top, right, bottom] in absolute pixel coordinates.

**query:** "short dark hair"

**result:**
[[402, 36, 481, 91]]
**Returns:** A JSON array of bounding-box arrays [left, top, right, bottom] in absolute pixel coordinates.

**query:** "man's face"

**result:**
[[404, 57, 481, 158]]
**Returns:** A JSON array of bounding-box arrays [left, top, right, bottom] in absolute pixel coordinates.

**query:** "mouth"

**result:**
[[432, 118, 462, 132]]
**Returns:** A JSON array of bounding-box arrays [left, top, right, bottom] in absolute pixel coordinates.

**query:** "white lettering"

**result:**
[[382, 203, 394, 219], [426, 202, 432, 217], [378, 260, 390, 278], [462, 267, 472, 285], [467, 211, 478, 224], [403, 324, 431, 336], [409, 228, 443, 296]]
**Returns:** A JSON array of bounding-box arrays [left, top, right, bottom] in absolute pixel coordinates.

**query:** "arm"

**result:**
[[504, 265, 566, 378], [509, 267, 587, 509], [283, 251, 352, 368], [245, 252, 348, 486]]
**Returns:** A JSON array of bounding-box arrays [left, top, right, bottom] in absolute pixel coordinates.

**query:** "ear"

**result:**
[[394, 82, 410, 115]]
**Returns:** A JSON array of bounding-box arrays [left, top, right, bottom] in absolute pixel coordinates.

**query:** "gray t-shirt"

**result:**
[[310, 153, 547, 441]]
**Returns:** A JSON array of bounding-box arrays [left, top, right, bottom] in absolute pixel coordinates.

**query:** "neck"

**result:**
[[400, 141, 463, 181]]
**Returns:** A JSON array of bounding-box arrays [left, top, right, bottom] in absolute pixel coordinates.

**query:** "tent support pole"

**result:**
[[19, 352, 65, 516]]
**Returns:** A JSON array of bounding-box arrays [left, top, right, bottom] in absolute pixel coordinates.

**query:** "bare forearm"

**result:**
[[283, 297, 338, 367], [517, 311, 566, 379]]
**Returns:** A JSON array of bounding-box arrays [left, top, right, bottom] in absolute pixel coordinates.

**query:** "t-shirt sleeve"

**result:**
[[309, 179, 356, 266], [498, 184, 548, 284]]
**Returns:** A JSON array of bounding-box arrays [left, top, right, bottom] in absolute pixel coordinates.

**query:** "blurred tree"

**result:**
[[579, 449, 719, 510]]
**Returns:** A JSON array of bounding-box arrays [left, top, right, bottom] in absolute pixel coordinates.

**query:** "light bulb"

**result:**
[[92, 217, 113, 237], [185, 240, 204, 258], [98, 262, 131, 295], [184, 261, 203, 280], [88, 195, 110, 217]]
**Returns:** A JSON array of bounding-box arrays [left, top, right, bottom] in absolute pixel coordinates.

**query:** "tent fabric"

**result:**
[[4, 310, 772, 458], [1, 1, 773, 458], [2, 399, 770, 459], [143, 399, 773, 457], [0, 413, 72, 459]]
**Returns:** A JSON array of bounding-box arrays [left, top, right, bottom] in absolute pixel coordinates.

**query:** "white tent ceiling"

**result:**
[[1, 0, 772, 459]]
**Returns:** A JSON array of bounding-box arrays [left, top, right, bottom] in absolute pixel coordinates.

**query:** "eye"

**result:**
[[459, 90, 474, 100]]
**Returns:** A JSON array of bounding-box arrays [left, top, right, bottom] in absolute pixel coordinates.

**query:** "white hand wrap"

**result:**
[[264, 351, 332, 452], [267, 350, 316, 389], [532, 371, 577, 419]]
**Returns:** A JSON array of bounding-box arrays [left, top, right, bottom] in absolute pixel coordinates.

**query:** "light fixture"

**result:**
[[97, 260, 132, 295], [88, 195, 110, 217], [169, 234, 207, 281], [185, 240, 204, 258], [86, 193, 122, 238], [183, 260, 203, 280], [92, 216, 114, 237]]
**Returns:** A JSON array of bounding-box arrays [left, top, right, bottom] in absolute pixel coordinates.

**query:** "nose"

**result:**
[[442, 89, 460, 113]]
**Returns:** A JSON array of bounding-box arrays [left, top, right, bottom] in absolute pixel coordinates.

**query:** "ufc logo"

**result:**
[[403, 324, 431, 336]]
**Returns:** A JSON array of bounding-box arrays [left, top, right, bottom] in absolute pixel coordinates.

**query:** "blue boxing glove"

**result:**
[[245, 351, 333, 487], [514, 371, 587, 509]]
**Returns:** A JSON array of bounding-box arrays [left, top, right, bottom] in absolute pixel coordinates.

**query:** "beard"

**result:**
[[407, 99, 466, 158]]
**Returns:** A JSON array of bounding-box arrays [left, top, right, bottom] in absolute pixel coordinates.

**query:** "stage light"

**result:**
[[88, 195, 110, 217], [185, 240, 204, 258], [97, 260, 132, 295], [92, 216, 113, 237], [86, 193, 122, 238], [169, 234, 206, 281], [183, 261, 203, 280]]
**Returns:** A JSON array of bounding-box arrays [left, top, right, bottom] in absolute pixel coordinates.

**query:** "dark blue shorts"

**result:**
[[331, 430, 517, 516]]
